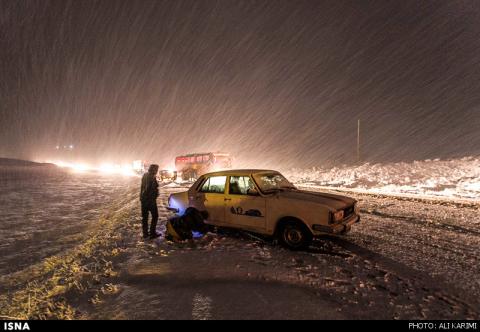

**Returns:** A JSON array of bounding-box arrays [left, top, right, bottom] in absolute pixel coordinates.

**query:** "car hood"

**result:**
[[277, 190, 356, 210]]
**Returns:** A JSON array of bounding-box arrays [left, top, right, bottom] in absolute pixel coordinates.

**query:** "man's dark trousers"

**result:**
[[141, 201, 158, 238]]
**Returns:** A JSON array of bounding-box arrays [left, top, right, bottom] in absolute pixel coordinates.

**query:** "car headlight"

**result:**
[[333, 210, 344, 222]]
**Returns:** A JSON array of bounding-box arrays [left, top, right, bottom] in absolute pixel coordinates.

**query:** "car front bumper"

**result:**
[[311, 214, 360, 236]]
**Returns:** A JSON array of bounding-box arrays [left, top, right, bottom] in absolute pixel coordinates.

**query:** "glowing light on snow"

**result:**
[[98, 163, 117, 174], [53, 160, 70, 168], [120, 164, 137, 177], [132, 160, 145, 172], [51, 160, 138, 177], [71, 163, 90, 172]]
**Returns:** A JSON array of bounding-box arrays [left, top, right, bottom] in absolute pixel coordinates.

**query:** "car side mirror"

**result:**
[[247, 188, 259, 196]]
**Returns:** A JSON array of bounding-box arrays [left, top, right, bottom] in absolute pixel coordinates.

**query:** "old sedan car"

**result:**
[[167, 169, 360, 249]]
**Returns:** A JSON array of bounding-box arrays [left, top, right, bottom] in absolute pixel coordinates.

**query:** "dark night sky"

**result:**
[[1, 0, 479, 168]]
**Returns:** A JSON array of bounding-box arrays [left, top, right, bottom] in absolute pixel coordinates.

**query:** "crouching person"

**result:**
[[166, 209, 209, 242]]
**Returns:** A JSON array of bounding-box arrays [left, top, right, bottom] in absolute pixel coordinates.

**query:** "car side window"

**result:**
[[229, 176, 255, 195], [200, 176, 227, 194]]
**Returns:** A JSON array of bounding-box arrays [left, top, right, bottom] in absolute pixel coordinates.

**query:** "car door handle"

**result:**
[[224, 198, 231, 201]]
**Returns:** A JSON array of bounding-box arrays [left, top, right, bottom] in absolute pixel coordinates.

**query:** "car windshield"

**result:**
[[252, 172, 296, 193]]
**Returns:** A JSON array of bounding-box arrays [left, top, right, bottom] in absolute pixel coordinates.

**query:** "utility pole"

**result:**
[[357, 119, 361, 163]]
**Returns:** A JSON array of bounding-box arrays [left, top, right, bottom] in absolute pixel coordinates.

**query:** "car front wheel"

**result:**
[[278, 221, 312, 250]]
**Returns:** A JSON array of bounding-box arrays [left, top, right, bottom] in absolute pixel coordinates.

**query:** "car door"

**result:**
[[224, 176, 266, 233], [196, 175, 227, 225]]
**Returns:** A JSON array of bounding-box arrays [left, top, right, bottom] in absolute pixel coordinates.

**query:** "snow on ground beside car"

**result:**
[[87, 185, 480, 319], [1, 165, 478, 319], [286, 156, 480, 202], [0, 164, 139, 277]]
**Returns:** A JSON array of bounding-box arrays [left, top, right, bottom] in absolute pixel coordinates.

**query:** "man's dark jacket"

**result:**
[[140, 172, 159, 204]]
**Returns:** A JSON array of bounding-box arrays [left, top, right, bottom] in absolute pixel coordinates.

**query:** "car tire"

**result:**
[[278, 220, 312, 250]]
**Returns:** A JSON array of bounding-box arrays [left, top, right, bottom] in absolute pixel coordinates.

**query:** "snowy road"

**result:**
[[90, 185, 480, 320]]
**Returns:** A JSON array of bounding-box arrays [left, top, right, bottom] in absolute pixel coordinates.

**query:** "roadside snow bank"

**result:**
[[287, 157, 480, 201]]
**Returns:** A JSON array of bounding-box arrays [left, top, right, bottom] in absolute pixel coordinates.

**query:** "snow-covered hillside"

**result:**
[[286, 157, 480, 201]]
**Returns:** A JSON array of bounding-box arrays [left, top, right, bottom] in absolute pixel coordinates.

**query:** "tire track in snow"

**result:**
[[361, 209, 480, 237], [192, 293, 213, 320]]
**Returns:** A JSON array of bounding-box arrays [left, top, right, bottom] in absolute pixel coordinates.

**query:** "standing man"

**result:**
[[140, 164, 160, 239]]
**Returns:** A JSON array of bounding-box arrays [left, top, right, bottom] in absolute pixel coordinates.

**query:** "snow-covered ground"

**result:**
[[87, 185, 479, 320], [286, 156, 480, 202], [1, 161, 479, 319], [0, 164, 137, 276]]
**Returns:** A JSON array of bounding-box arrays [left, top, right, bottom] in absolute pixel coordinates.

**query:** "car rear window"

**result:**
[[229, 176, 256, 195], [200, 176, 227, 194]]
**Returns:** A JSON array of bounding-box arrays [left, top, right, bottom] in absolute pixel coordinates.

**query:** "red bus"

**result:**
[[175, 152, 232, 180]]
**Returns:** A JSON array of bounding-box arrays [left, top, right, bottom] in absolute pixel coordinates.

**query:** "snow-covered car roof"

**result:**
[[200, 169, 279, 177]]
